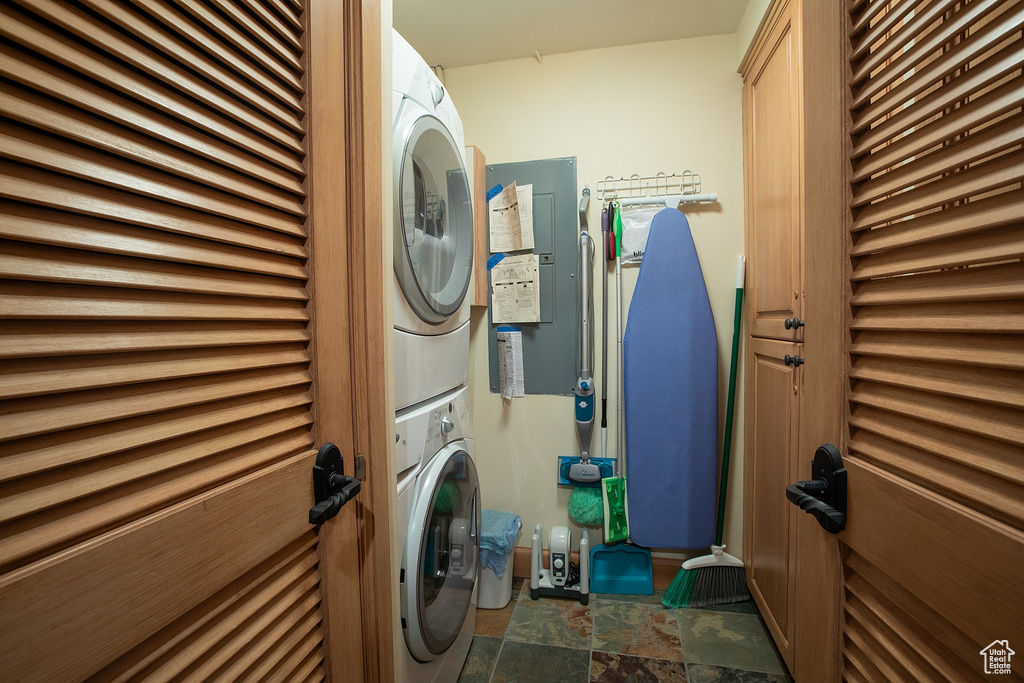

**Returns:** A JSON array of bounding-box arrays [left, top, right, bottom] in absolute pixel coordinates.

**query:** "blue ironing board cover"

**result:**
[[623, 209, 718, 549]]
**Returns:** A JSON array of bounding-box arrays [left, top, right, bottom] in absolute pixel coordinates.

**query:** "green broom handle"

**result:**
[[715, 274, 745, 546]]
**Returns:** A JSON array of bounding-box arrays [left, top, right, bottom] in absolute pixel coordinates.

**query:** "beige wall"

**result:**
[[445, 33, 748, 562], [737, 0, 773, 68]]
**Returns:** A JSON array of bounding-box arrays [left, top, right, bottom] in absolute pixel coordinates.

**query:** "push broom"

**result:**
[[662, 255, 750, 608]]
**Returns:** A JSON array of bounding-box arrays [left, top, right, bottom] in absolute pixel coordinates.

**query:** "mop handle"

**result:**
[[600, 206, 609, 460]]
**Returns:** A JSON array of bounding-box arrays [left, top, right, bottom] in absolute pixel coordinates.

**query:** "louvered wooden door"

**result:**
[[795, 0, 1024, 679], [0, 1, 382, 680]]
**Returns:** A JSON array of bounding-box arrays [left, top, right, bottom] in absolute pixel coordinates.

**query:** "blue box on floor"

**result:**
[[589, 544, 654, 594]]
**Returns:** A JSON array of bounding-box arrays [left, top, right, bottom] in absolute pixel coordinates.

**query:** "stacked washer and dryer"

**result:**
[[391, 31, 480, 683]]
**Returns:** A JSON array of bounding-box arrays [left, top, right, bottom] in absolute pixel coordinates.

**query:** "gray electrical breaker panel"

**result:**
[[486, 157, 578, 395]]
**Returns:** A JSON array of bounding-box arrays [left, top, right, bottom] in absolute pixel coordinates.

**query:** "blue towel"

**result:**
[[479, 510, 521, 578]]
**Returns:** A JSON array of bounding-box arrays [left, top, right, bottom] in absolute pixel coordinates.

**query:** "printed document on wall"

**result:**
[[488, 181, 534, 252], [490, 254, 540, 324], [496, 328, 524, 399]]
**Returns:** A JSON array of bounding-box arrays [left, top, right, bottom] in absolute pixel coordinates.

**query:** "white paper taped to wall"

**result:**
[[496, 328, 525, 399], [488, 181, 535, 252], [490, 253, 540, 324]]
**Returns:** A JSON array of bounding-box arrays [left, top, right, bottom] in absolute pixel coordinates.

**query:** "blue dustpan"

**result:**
[[589, 544, 653, 595]]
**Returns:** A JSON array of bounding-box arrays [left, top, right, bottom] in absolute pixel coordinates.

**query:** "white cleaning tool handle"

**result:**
[[579, 529, 590, 596], [681, 545, 744, 570], [736, 255, 745, 288], [531, 527, 542, 590]]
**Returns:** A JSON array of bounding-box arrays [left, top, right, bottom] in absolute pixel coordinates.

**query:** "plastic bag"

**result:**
[[619, 207, 661, 264]]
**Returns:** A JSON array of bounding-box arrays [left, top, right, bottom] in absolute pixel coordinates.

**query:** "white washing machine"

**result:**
[[396, 386, 480, 683], [392, 30, 474, 411]]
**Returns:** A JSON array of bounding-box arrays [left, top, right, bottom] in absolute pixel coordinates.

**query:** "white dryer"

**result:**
[[392, 30, 474, 411], [396, 386, 480, 683]]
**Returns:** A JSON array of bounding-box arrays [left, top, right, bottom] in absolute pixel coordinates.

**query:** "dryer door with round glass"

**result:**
[[402, 444, 479, 662], [393, 104, 474, 324]]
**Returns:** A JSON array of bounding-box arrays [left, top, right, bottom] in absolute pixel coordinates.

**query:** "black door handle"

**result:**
[[784, 355, 804, 367], [786, 443, 846, 533], [785, 317, 804, 330], [309, 442, 361, 525]]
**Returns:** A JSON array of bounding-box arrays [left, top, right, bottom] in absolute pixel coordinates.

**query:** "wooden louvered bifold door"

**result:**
[[0, 1, 347, 680], [841, 0, 1024, 679]]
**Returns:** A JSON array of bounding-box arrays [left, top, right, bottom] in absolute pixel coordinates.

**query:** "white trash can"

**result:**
[[478, 549, 516, 609], [478, 520, 521, 609]]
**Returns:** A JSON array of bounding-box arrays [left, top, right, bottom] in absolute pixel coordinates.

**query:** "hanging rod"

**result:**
[[595, 171, 716, 206], [619, 192, 718, 207]]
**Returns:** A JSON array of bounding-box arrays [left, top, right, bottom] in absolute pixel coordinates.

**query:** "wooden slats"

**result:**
[[851, 331, 1024, 369], [81, 0, 304, 123], [0, 7, 305, 174], [851, 150, 1024, 231], [843, 558, 984, 682], [851, 261, 1024, 305], [12, 0, 305, 148], [0, 454, 317, 680], [0, 204, 308, 279], [850, 355, 1024, 407], [93, 534, 320, 682], [1, 125, 305, 233], [115, 0, 304, 112], [850, 190, 1023, 257], [851, 0, 1013, 105], [0, 282, 310, 321], [850, 300, 1024, 333], [0, 320, 310, 359], [849, 381, 1024, 445], [851, 2, 1023, 130], [0, 389, 312, 482], [175, 0, 305, 90], [852, 116, 1024, 208], [0, 367, 312, 442], [850, 75, 1023, 183], [0, 164, 308, 254], [848, 428, 1024, 529], [0, 85, 306, 216], [851, 40, 1023, 157], [849, 0, 924, 62], [853, 224, 1024, 279], [0, 430, 315, 569], [1, 240, 307, 300], [0, 345, 310, 400], [0, 44, 306, 195], [213, 0, 304, 60]]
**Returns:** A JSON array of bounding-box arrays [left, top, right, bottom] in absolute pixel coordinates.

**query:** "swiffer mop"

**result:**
[[602, 202, 628, 545], [663, 255, 751, 608]]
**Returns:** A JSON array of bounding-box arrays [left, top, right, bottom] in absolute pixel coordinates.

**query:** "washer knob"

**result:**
[[440, 416, 454, 435]]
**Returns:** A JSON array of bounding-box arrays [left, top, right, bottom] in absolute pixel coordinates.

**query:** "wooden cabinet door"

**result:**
[[743, 0, 804, 342], [0, 1, 389, 680], [743, 336, 802, 670]]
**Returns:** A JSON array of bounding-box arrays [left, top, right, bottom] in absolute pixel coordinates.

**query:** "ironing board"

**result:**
[[623, 209, 717, 549]]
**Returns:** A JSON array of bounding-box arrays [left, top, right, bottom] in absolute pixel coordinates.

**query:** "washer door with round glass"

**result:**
[[402, 444, 479, 662], [393, 102, 473, 324]]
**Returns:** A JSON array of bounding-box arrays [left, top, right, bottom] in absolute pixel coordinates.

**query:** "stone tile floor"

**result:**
[[459, 578, 791, 683]]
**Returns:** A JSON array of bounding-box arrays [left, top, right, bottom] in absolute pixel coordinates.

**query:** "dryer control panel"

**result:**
[[394, 386, 471, 479]]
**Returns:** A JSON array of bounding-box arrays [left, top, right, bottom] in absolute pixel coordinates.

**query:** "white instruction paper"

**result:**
[[488, 182, 535, 252], [496, 329, 525, 399], [490, 254, 540, 324]]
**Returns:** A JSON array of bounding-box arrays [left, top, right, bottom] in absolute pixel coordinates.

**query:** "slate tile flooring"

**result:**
[[459, 578, 791, 683]]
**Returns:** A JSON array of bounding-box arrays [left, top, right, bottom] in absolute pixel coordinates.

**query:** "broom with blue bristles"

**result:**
[[662, 256, 750, 609]]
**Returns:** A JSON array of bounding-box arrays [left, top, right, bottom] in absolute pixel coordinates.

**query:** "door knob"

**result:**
[[784, 354, 804, 367], [786, 443, 846, 533], [785, 317, 804, 330], [309, 442, 361, 525]]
